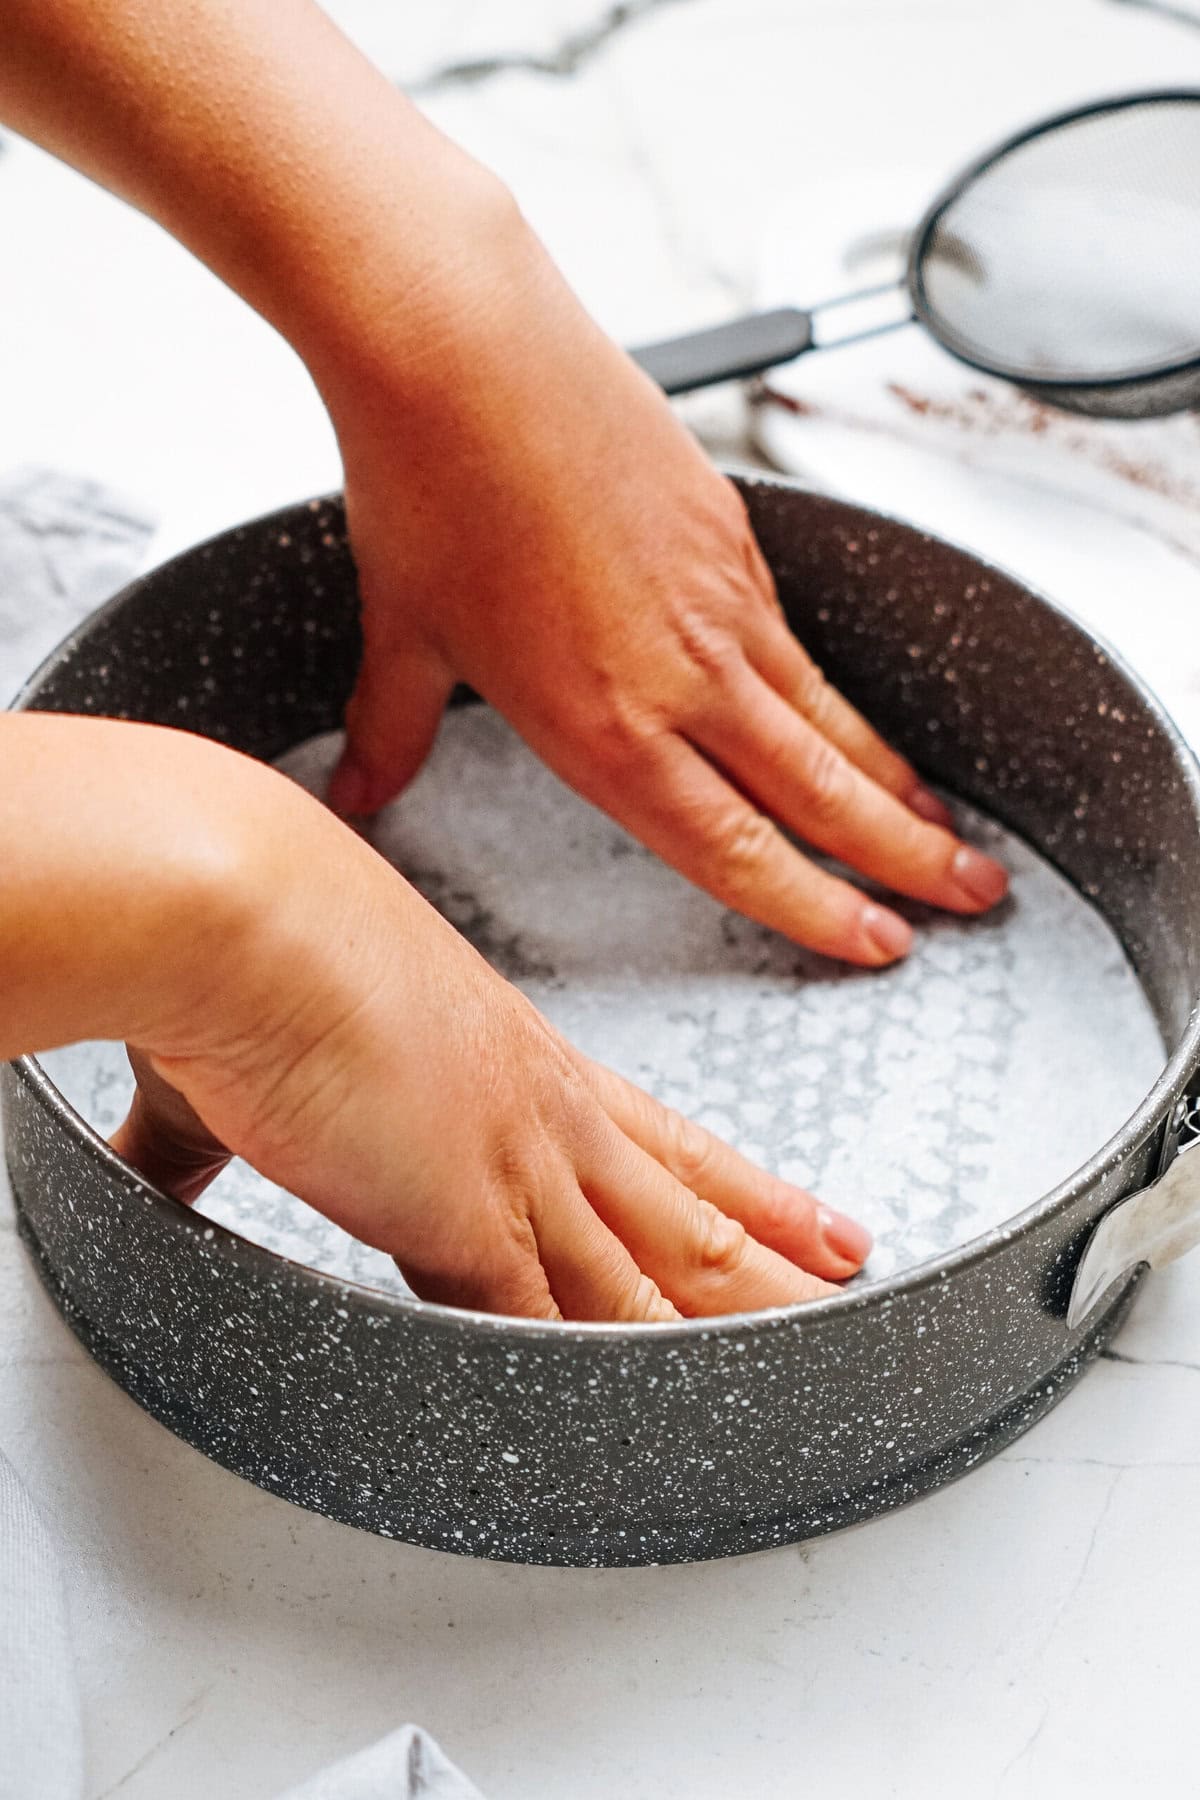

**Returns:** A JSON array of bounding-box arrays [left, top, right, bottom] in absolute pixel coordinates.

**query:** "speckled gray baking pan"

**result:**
[[38, 719, 1165, 1296], [6, 476, 1200, 1567]]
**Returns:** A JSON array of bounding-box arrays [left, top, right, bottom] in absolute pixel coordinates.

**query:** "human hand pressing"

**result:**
[[114, 1022, 866, 1325], [89, 724, 867, 1321], [323, 222, 1008, 966], [0, 0, 1000, 1318], [1, 0, 1007, 965], [2, 714, 867, 1322]]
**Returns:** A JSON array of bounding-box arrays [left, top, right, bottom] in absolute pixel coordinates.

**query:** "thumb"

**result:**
[[110, 1047, 231, 1206], [328, 635, 453, 818]]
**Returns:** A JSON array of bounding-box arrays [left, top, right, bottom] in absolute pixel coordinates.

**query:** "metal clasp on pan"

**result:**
[[1068, 1097, 1200, 1331]]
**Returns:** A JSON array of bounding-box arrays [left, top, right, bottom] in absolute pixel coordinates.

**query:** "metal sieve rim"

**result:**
[[907, 87, 1200, 395]]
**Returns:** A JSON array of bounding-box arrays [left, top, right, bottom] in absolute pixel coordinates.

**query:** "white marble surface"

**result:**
[[5, 1, 1200, 1795]]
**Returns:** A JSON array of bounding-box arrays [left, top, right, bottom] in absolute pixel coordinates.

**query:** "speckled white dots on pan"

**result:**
[[8, 480, 1199, 1566], [42, 716, 1163, 1293]]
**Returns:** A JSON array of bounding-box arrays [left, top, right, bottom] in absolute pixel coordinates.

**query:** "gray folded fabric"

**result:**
[[275, 1726, 487, 1800], [0, 464, 156, 703], [0, 1451, 84, 1800]]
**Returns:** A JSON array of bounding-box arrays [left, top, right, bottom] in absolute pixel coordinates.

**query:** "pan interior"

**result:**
[[22, 482, 1200, 1316], [39, 709, 1165, 1291]]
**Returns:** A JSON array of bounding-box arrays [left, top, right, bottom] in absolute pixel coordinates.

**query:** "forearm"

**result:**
[[0, 0, 522, 394], [0, 713, 292, 1060]]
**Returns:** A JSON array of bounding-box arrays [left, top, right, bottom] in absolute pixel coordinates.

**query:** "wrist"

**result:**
[[131, 743, 356, 1065], [147, 748, 393, 1080], [293, 161, 544, 425]]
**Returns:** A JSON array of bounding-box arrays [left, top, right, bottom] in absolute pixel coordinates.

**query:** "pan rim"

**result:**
[[11, 478, 1200, 1345]]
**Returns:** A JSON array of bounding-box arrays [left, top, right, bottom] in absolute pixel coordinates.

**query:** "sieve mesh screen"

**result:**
[[917, 98, 1200, 389]]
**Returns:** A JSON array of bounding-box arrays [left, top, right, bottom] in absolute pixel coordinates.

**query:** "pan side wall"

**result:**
[[7, 479, 1189, 1565], [3, 1060, 1149, 1566], [744, 480, 1200, 1040]]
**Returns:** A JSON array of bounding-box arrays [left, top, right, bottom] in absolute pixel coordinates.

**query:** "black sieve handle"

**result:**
[[629, 307, 813, 396]]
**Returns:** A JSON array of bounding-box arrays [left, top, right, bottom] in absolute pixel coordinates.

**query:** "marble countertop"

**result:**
[[4, 2, 1200, 1795]]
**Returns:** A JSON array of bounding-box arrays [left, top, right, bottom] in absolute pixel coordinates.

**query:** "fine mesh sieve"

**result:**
[[631, 91, 1200, 420]]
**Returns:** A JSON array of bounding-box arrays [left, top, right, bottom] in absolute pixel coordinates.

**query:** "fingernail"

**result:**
[[817, 1203, 873, 1269], [951, 845, 1009, 910], [327, 755, 372, 817], [862, 903, 914, 962], [909, 783, 954, 828]]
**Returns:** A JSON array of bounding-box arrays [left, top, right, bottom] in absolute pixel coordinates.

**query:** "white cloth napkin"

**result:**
[[0, 1438, 483, 1799], [274, 1727, 486, 1800], [0, 1451, 84, 1800]]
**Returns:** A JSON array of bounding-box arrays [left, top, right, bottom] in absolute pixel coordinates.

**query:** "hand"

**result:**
[[0, 0, 1005, 971], [324, 217, 1008, 967], [108, 746, 870, 1322]]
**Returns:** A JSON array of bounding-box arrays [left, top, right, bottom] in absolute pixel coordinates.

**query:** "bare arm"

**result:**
[[0, 4, 884, 1317], [0, 0, 1006, 963], [0, 0, 505, 386], [0, 712, 265, 1059], [0, 713, 868, 1318]]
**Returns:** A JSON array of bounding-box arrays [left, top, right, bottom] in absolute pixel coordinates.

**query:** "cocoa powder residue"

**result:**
[[885, 380, 1200, 511]]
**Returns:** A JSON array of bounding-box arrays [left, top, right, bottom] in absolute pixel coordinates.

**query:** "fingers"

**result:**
[[405, 1128, 829, 1326], [738, 530, 953, 829], [397, 1156, 681, 1324], [578, 1124, 837, 1317], [603, 733, 915, 964], [390, 1087, 837, 1324], [329, 630, 453, 817], [692, 664, 1008, 915], [530, 1166, 682, 1323], [577, 1057, 870, 1281], [110, 1047, 231, 1205], [395, 1215, 566, 1322], [749, 619, 954, 826]]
